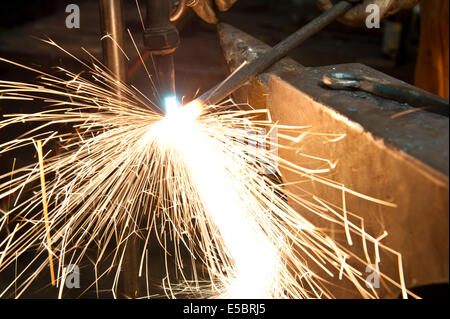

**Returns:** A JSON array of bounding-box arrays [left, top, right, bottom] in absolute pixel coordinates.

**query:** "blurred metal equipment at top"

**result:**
[[98, 0, 182, 298], [322, 72, 449, 117]]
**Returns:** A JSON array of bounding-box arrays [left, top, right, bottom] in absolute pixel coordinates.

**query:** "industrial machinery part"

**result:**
[[322, 72, 450, 117], [143, 0, 180, 100], [170, 0, 188, 22], [99, 0, 127, 84], [99, 0, 182, 299]]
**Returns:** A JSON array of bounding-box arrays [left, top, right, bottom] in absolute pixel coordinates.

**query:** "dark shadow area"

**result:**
[[406, 283, 450, 299]]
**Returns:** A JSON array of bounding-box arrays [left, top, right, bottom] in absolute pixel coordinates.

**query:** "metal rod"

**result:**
[[153, 54, 176, 99], [99, 0, 140, 299], [323, 72, 449, 117], [195, 1, 354, 106], [144, 0, 179, 100], [99, 0, 126, 84]]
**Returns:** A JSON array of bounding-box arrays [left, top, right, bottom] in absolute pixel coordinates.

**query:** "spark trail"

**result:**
[[0, 43, 416, 299]]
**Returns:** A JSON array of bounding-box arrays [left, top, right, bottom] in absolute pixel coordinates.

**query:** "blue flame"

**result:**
[[164, 96, 179, 116]]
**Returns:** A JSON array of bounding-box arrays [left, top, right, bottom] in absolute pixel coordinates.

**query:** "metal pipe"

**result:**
[[194, 1, 355, 106], [322, 72, 449, 117], [99, 0, 126, 84], [144, 0, 180, 100], [99, 0, 141, 299], [146, 0, 171, 30]]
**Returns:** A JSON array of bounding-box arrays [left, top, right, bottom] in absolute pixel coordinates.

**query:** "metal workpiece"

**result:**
[[218, 22, 449, 298], [195, 1, 355, 106], [323, 72, 450, 117], [99, 0, 127, 83]]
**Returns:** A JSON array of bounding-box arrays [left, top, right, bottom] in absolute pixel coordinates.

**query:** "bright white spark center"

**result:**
[[151, 106, 282, 298], [164, 96, 179, 116]]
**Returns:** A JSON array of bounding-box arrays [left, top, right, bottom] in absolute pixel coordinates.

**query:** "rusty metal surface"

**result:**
[[218, 22, 449, 297]]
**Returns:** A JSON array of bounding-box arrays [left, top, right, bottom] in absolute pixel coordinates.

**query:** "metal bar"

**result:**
[[195, 1, 354, 106], [99, 0, 126, 84], [170, 0, 188, 22], [99, 0, 140, 299]]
